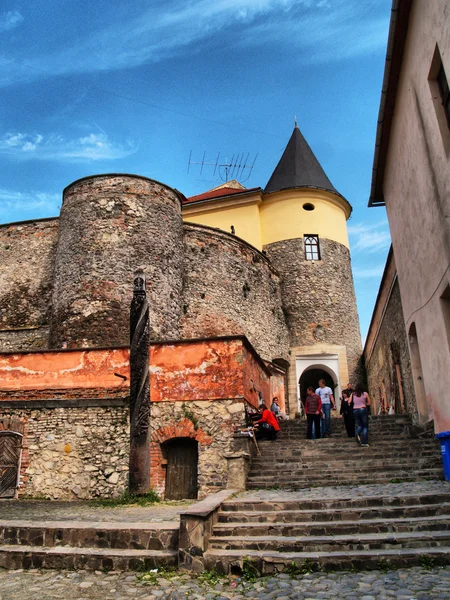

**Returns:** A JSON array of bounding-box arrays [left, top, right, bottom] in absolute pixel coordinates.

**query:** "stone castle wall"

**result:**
[[265, 237, 362, 380], [0, 218, 58, 350], [150, 399, 247, 499], [0, 179, 361, 393], [365, 279, 417, 420], [0, 405, 129, 499], [0, 399, 248, 500], [49, 175, 184, 348], [182, 224, 289, 362]]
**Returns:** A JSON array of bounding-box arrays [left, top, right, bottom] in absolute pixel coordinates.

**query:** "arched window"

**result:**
[[304, 235, 320, 261]]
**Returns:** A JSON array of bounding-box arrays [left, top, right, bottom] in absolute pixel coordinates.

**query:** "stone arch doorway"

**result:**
[[0, 431, 22, 498], [299, 366, 337, 405], [163, 438, 198, 500]]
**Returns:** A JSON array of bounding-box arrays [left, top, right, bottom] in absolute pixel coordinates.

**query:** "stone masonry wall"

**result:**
[[0, 219, 58, 351], [181, 224, 289, 362], [0, 405, 129, 499], [365, 279, 417, 421], [150, 399, 247, 499], [265, 237, 362, 380], [49, 175, 184, 348]]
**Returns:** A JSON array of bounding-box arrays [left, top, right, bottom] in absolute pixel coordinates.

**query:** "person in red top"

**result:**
[[304, 386, 322, 440], [255, 404, 281, 440]]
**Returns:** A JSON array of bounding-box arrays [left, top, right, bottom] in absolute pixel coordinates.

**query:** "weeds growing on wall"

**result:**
[[182, 403, 199, 430], [89, 489, 161, 507]]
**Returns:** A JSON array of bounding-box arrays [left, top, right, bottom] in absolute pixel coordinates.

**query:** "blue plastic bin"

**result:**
[[436, 431, 450, 481]]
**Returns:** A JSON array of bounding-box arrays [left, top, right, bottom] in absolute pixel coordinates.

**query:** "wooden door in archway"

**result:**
[[0, 432, 22, 498], [164, 438, 198, 500]]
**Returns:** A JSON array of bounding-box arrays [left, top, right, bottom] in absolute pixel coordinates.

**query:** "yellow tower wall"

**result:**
[[183, 196, 263, 250], [260, 190, 350, 248], [182, 188, 351, 251]]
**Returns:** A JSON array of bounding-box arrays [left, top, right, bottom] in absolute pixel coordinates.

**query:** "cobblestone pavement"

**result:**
[[1, 566, 449, 600], [237, 480, 450, 501], [0, 500, 194, 523]]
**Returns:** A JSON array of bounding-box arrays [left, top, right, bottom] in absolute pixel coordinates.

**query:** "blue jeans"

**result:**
[[322, 403, 331, 435], [353, 408, 369, 444]]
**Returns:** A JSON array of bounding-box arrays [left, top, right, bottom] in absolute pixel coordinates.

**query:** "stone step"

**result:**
[[0, 520, 178, 551], [249, 459, 441, 471], [245, 476, 445, 490], [221, 491, 450, 513], [250, 460, 442, 470], [203, 546, 450, 574], [246, 477, 444, 490], [257, 438, 439, 446], [246, 468, 444, 485], [0, 544, 177, 571], [213, 515, 450, 537], [208, 529, 450, 552], [218, 501, 450, 523], [259, 441, 439, 448]]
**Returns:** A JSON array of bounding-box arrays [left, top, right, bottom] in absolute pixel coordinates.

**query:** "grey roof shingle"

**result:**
[[265, 125, 340, 196]]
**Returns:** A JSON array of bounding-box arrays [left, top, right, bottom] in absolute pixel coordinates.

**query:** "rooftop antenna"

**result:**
[[187, 151, 258, 183]]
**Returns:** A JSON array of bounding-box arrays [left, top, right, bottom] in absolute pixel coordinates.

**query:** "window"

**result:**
[[437, 62, 450, 128], [429, 45, 450, 145], [304, 235, 320, 261]]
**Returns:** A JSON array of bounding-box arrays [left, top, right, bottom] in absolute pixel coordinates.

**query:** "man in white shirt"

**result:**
[[315, 379, 336, 437]]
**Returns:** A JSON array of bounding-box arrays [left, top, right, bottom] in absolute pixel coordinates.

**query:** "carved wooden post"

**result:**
[[129, 269, 151, 494]]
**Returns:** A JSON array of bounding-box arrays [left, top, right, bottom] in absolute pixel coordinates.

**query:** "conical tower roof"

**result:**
[[265, 124, 340, 196]]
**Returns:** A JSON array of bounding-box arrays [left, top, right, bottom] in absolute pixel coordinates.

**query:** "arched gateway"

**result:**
[[296, 356, 341, 411]]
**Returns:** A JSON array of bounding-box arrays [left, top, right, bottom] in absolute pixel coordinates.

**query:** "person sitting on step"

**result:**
[[255, 403, 280, 441]]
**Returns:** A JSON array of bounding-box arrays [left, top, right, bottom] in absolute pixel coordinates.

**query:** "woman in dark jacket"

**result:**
[[340, 390, 355, 437]]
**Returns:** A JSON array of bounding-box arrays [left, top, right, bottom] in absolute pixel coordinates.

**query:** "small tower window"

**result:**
[[304, 235, 320, 261]]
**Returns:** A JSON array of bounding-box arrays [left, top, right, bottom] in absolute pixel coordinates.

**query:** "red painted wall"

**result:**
[[0, 337, 277, 405]]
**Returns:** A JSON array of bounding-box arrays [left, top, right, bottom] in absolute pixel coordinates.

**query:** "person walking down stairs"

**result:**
[[340, 390, 355, 438], [304, 386, 322, 440], [316, 379, 336, 437], [351, 383, 371, 447]]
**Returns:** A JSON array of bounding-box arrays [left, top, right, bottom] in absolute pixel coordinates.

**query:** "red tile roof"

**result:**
[[184, 186, 260, 205]]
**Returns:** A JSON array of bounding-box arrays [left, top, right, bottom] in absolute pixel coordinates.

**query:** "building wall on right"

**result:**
[[370, 0, 450, 432], [365, 258, 417, 420]]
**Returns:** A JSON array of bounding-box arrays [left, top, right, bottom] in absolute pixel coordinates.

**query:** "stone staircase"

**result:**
[[247, 416, 443, 489], [204, 488, 450, 573], [0, 519, 178, 570], [203, 415, 450, 573], [0, 415, 447, 573]]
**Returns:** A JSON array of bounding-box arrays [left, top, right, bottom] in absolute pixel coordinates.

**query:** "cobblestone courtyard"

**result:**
[[1, 566, 449, 600]]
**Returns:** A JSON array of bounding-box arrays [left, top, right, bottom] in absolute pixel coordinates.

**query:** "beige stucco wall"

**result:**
[[382, 0, 450, 431], [287, 344, 349, 418]]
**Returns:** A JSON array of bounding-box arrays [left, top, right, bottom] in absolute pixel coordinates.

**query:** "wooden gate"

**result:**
[[164, 438, 198, 500], [0, 432, 22, 498]]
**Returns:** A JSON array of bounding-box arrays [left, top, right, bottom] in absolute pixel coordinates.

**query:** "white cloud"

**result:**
[[348, 220, 391, 254], [0, 10, 23, 32], [0, 1, 388, 86], [0, 188, 60, 223], [0, 131, 137, 162]]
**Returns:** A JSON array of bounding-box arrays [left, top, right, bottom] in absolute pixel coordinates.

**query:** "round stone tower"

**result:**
[[260, 125, 362, 405], [49, 174, 184, 348]]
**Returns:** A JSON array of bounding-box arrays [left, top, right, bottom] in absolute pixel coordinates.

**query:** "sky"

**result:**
[[0, 0, 393, 341]]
